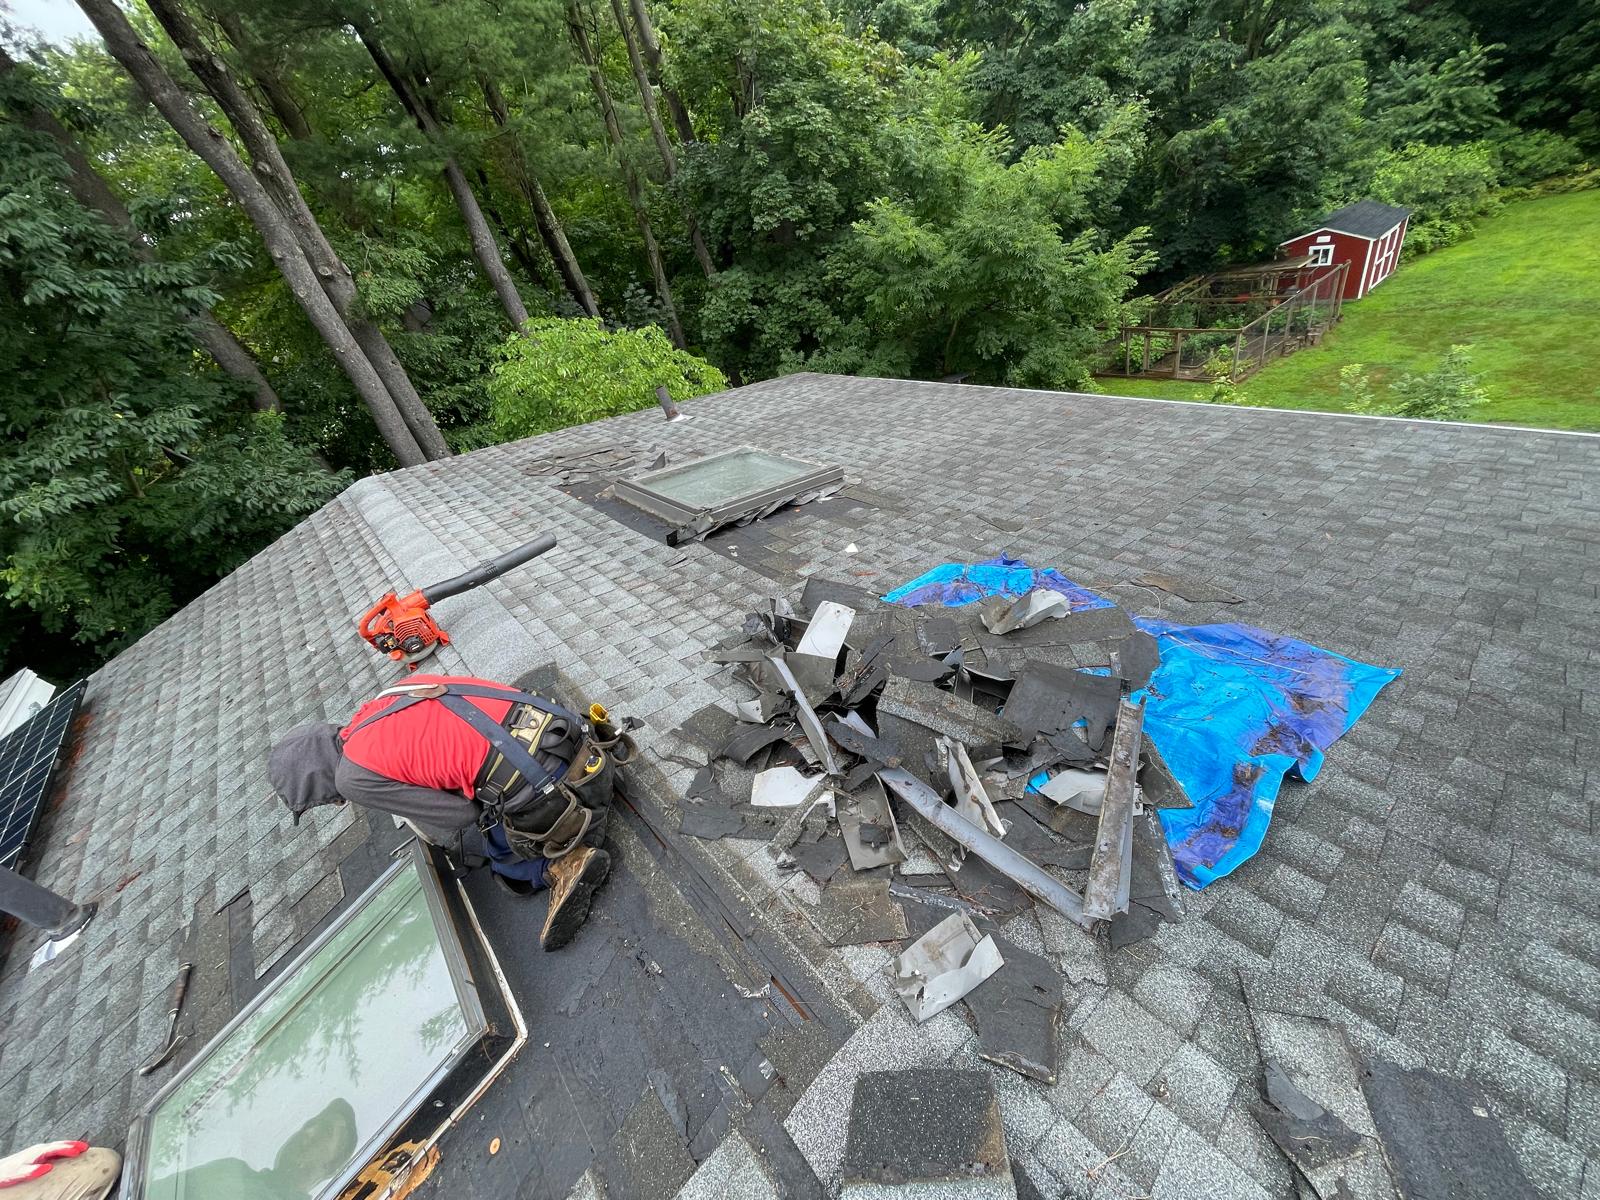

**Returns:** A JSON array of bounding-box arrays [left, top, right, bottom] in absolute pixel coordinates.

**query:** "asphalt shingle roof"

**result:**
[[1301, 199, 1411, 239], [1, 373, 1597, 1199]]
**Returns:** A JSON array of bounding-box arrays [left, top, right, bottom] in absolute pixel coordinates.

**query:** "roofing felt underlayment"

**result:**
[[1, 374, 1598, 1198]]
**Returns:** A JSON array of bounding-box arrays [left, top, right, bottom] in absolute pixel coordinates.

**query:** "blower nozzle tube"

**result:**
[[421, 533, 557, 604]]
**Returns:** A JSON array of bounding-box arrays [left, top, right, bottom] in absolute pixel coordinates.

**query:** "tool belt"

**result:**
[[477, 700, 606, 860], [346, 681, 635, 862]]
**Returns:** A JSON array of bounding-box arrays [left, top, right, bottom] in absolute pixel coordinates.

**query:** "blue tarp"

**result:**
[[884, 561, 1400, 888], [882, 554, 1113, 612]]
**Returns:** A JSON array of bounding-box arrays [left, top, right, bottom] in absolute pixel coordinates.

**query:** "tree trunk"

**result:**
[[141, 0, 450, 459], [2, 45, 283, 414], [607, 0, 714, 277], [203, 5, 312, 140], [480, 77, 601, 318], [569, 2, 685, 347], [355, 27, 530, 331], [74, 0, 428, 466], [627, 0, 695, 144], [475, 167, 556, 290]]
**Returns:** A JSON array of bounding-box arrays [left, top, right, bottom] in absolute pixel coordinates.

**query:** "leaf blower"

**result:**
[[358, 533, 558, 669]]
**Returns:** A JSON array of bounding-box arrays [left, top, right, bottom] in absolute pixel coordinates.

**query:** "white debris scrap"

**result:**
[[751, 765, 827, 808], [893, 911, 1004, 1022]]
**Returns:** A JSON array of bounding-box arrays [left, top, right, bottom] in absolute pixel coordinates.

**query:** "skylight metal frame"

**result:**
[[614, 446, 843, 526], [122, 840, 522, 1200]]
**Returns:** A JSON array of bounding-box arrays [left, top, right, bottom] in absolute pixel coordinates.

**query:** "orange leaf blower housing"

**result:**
[[358, 533, 557, 668]]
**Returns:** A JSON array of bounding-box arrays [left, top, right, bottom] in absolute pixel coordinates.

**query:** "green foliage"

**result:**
[[1492, 129, 1588, 188], [1343, 345, 1488, 421], [1371, 41, 1503, 146], [9, 0, 1600, 674], [1371, 141, 1501, 256], [0, 80, 342, 671], [812, 115, 1154, 388], [1140, 18, 1372, 271], [488, 318, 726, 439]]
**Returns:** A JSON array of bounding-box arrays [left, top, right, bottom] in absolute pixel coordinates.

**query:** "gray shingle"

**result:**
[[1, 373, 1597, 1198]]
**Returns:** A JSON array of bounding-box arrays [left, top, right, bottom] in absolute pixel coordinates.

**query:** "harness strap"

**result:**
[[343, 682, 580, 740], [341, 683, 584, 812]]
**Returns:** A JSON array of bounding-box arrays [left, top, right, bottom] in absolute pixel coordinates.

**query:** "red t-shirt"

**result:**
[[340, 674, 515, 798]]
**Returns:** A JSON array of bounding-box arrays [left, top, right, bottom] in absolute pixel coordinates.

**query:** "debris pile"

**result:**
[[666, 576, 1200, 1080]]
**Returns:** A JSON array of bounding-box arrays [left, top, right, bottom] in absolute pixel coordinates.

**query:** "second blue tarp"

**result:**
[[884, 560, 1400, 888]]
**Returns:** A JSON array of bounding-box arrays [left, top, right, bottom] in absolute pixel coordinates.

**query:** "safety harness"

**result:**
[[344, 681, 615, 860]]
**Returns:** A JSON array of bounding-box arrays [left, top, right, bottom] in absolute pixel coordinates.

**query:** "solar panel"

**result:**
[[0, 679, 87, 870]]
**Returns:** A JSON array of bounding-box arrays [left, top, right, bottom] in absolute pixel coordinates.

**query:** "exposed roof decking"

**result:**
[[2, 374, 1598, 1198]]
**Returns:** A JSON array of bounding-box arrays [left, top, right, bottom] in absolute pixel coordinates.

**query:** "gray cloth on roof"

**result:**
[[267, 721, 344, 824]]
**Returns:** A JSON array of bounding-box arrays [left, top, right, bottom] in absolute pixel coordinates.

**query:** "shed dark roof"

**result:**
[[1292, 199, 1410, 240]]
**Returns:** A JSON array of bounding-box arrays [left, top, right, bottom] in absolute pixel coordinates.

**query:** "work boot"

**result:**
[[539, 847, 611, 951]]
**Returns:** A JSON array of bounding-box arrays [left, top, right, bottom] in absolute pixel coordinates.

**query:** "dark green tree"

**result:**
[[0, 67, 342, 675]]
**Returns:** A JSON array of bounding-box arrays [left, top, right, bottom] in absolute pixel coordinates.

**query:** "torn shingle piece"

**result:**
[[1107, 901, 1164, 950], [892, 911, 1004, 1022], [1138, 735, 1193, 809], [917, 616, 962, 658], [670, 703, 743, 755], [1360, 1059, 1533, 1200], [1002, 661, 1120, 749], [716, 721, 797, 765], [876, 676, 1022, 750], [839, 1069, 1009, 1188], [1253, 1063, 1367, 1181], [788, 834, 849, 883], [785, 651, 838, 702], [678, 801, 747, 841], [817, 875, 908, 946], [1114, 629, 1161, 691], [874, 712, 942, 789], [1132, 573, 1244, 604], [797, 577, 881, 618], [1129, 808, 1186, 921], [824, 717, 902, 769], [966, 936, 1063, 1083], [765, 656, 841, 774]]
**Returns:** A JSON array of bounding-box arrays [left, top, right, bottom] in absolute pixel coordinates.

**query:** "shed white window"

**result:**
[[1309, 244, 1334, 267]]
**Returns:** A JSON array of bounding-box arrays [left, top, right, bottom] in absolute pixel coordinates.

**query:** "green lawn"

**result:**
[[1093, 189, 1600, 431]]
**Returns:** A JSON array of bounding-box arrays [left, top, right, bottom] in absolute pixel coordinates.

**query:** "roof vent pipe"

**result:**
[[656, 386, 693, 421]]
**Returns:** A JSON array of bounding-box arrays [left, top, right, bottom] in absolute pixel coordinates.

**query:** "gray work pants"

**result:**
[[0, 865, 79, 933]]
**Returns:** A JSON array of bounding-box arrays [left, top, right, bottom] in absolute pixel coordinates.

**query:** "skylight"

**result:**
[[615, 447, 843, 526], [126, 847, 510, 1200]]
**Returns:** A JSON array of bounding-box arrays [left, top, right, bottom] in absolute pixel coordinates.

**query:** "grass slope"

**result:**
[[1094, 189, 1600, 431]]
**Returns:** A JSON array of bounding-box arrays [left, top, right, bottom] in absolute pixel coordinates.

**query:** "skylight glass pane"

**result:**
[[640, 450, 819, 508], [138, 860, 475, 1200]]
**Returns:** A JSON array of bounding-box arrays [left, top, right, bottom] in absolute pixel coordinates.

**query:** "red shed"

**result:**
[[1279, 200, 1410, 301]]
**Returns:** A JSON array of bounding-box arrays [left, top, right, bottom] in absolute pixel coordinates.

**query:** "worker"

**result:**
[[0, 865, 96, 942], [268, 675, 624, 951]]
